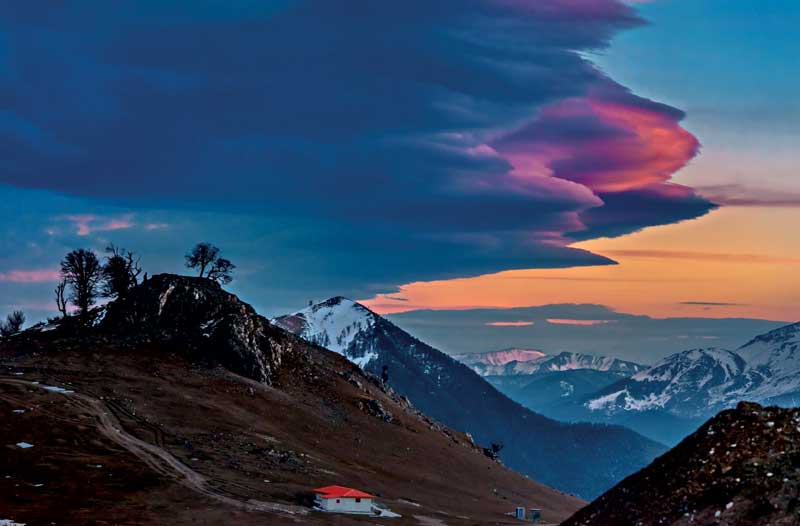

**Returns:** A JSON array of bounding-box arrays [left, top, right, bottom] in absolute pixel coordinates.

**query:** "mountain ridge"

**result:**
[[571, 322, 800, 445], [275, 297, 666, 499]]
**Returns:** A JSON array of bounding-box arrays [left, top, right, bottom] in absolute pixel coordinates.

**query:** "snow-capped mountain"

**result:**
[[455, 348, 546, 368], [458, 349, 644, 377], [735, 322, 800, 405], [273, 297, 379, 368], [584, 348, 748, 418], [275, 298, 665, 499], [575, 322, 800, 445]]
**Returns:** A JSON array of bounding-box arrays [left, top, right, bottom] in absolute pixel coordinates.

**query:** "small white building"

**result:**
[[314, 485, 374, 514]]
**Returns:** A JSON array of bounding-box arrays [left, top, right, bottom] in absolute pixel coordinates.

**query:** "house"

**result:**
[[313, 485, 374, 514]]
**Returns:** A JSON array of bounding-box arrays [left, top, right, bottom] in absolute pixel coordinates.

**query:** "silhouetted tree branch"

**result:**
[[186, 243, 235, 284], [55, 279, 68, 317], [60, 249, 103, 318], [0, 310, 25, 337], [102, 244, 142, 299]]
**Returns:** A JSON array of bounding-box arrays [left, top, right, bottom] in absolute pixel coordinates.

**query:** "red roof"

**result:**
[[313, 485, 374, 499]]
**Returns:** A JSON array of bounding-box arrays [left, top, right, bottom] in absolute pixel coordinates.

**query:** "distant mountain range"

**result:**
[[454, 349, 646, 424], [468, 323, 800, 446], [274, 298, 665, 499], [575, 322, 800, 444], [455, 348, 546, 370], [459, 349, 644, 377]]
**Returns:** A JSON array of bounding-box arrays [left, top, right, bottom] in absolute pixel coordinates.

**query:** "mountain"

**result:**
[[488, 369, 637, 420], [1, 275, 585, 525], [453, 349, 645, 419], [735, 322, 800, 406], [457, 350, 644, 378], [562, 402, 800, 526], [577, 323, 800, 445], [454, 348, 546, 372], [585, 348, 748, 418], [275, 298, 666, 499]]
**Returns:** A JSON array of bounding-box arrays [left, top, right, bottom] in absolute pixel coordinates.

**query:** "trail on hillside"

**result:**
[[0, 376, 308, 519]]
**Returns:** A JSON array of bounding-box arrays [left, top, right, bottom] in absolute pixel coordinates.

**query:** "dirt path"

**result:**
[[0, 376, 308, 519]]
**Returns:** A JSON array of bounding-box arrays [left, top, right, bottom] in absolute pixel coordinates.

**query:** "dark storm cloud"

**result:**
[[0, 1, 713, 297]]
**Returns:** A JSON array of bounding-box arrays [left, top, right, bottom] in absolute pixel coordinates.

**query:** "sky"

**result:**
[[0, 1, 797, 346]]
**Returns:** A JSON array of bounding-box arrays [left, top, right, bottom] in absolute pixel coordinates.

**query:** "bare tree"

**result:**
[[185, 242, 220, 278], [55, 278, 68, 317], [60, 249, 103, 317], [0, 310, 25, 337], [186, 243, 235, 284], [102, 244, 142, 299]]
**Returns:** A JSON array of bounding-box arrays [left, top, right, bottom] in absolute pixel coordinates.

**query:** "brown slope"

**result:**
[[562, 402, 800, 526], [0, 278, 583, 525]]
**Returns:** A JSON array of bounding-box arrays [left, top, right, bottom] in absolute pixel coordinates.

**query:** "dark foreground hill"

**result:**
[[275, 298, 666, 499], [0, 275, 583, 526], [562, 402, 800, 526]]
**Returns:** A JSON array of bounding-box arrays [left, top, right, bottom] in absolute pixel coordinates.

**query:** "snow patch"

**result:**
[[42, 385, 74, 394]]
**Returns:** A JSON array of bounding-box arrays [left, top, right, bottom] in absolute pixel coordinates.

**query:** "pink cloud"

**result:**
[[547, 318, 614, 326], [485, 321, 535, 327], [56, 214, 135, 236], [494, 84, 699, 197], [0, 269, 61, 283]]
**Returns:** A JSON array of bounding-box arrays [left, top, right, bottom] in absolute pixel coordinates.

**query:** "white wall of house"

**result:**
[[316, 495, 373, 514]]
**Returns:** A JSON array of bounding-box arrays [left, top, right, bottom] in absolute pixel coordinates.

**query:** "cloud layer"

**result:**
[[0, 0, 714, 295]]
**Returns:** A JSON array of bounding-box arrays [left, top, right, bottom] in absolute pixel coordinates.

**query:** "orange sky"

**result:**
[[363, 206, 800, 321]]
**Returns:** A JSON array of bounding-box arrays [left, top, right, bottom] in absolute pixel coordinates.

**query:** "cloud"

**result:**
[[485, 321, 535, 327], [603, 249, 800, 264], [679, 301, 744, 307], [546, 318, 614, 326], [0, 1, 712, 292], [697, 184, 800, 208], [0, 269, 60, 283], [55, 214, 135, 236], [388, 305, 786, 362]]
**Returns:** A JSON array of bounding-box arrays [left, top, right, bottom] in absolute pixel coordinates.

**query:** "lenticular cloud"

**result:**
[[0, 0, 714, 281]]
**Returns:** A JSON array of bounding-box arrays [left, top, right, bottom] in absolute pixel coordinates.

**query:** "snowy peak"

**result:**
[[585, 348, 749, 418], [459, 349, 644, 377], [737, 321, 800, 372], [273, 297, 379, 368], [536, 352, 645, 375], [455, 348, 546, 367], [631, 348, 746, 384]]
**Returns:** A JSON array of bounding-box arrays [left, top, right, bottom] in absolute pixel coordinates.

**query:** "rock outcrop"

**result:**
[[101, 274, 296, 384]]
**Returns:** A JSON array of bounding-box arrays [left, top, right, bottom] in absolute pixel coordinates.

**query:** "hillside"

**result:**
[[0, 275, 584, 526], [275, 298, 666, 499], [562, 402, 800, 526]]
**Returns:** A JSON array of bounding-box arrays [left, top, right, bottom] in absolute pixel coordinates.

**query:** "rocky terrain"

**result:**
[[562, 402, 800, 526], [0, 275, 584, 526], [275, 298, 665, 499]]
